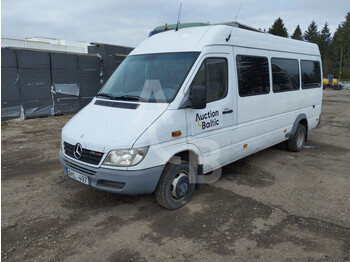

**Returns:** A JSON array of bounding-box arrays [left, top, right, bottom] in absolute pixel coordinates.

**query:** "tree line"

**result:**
[[266, 12, 350, 80]]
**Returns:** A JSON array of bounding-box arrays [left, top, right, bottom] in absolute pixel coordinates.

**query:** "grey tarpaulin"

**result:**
[[78, 55, 101, 108], [54, 84, 79, 96], [50, 52, 80, 114], [17, 49, 52, 119], [2, 43, 134, 121], [88, 43, 133, 85], [52, 84, 80, 115], [1, 48, 22, 120]]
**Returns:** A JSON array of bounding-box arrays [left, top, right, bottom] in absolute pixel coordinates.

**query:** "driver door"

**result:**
[[186, 54, 235, 173]]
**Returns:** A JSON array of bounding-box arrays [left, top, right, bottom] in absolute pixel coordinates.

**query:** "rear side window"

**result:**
[[190, 58, 228, 103], [301, 60, 321, 89], [236, 55, 270, 96], [272, 58, 300, 92]]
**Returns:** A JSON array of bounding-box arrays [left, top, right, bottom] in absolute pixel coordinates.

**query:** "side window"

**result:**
[[272, 58, 300, 92], [190, 58, 228, 103], [301, 60, 321, 89], [236, 55, 270, 96]]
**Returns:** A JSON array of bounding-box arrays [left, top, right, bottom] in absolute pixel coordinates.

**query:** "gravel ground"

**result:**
[[1, 89, 350, 262]]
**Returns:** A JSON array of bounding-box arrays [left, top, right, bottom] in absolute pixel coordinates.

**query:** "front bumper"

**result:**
[[317, 114, 322, 127], [59, 150, 164, 195]]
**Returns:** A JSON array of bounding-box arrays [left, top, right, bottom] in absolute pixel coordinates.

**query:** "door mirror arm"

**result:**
[[178, 85, 207, 109]]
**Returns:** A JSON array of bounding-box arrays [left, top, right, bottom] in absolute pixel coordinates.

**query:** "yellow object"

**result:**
[[323, 78, 338, 85]]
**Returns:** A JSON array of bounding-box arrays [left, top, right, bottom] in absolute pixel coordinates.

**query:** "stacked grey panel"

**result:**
[[78, 55, 102, 108], [17, 50, 52, 118], [51, 52, 80, 115], [2, 42, 134, 121], [88, 43, 133, 84], [1, 49, 21, 120]]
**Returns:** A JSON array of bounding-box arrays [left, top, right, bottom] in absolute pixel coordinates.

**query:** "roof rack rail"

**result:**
[[212, 21, 262, 33], [148, 21, 263, 37], [149, 22, 209, 37]]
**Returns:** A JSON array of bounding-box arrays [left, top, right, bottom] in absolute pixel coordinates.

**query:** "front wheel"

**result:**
[[155, 160, 196, 209], [288, 124, 306, 152]]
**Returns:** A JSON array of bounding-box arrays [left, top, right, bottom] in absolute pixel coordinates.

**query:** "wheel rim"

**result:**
[[171, 172, 190, 199], [296, 128, 305, 148]]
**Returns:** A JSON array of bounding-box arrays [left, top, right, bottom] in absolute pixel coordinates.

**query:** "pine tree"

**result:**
[[319, 22, 332, 75], [319, 22, 332, 74], [268, 18, 288, 37], [320, 22, 332, 45], [330, 12, 350, 79], [291, 25, 303, 40], [304, 21, 321, 45]]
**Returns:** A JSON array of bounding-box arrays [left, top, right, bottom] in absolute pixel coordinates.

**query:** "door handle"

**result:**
[[222, 109, 233, 114]]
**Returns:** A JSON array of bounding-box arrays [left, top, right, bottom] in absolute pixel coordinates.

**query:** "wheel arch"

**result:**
[[285, 114, 309, 141], [166, 145, 204, 180], [168, 149, 202, 167]]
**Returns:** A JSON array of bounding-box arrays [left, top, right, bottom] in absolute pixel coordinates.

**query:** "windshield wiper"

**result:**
[[97, 93, 146, 102], [114, 95, 146, 102], [96, 93, 117, 100]]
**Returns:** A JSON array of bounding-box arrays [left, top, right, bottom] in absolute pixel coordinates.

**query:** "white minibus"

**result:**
[[59, 22, 322, 209]]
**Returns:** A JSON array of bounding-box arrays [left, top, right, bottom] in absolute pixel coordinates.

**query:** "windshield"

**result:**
[[99, 52, 199, 103]]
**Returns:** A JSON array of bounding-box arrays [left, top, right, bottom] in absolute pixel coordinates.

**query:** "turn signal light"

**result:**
[[243, 144, 248, 149], [172, 130, 182, 137]]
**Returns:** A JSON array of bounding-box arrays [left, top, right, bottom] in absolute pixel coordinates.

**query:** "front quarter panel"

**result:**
[[129, 109, 203, 170]]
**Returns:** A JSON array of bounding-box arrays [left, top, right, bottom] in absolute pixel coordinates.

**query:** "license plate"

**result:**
[[66, 168, 89, 185]]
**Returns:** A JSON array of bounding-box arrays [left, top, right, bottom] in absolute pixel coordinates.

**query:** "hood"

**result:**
[[62, 98, 168, 152]]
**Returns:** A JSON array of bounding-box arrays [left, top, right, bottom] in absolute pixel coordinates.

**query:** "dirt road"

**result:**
[[2, 89, 350, 261]]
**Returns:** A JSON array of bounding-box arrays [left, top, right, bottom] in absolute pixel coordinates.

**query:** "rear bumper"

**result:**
[[59, 150, 164, 195]]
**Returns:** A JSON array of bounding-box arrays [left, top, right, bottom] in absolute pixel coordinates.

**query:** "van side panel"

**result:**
[[230, 47, 271, 162], [229, 47, 322, 165], [268, 52, 322, 145]]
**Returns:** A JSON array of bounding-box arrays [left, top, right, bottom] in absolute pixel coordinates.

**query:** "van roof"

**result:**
[[131, 24, 320, 56]]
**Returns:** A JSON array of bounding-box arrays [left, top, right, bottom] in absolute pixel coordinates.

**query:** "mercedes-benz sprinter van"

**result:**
[[59, 22, 322, 209]]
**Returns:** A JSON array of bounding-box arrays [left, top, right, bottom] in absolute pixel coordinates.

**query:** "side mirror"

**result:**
[[191, 85, 207, 109]]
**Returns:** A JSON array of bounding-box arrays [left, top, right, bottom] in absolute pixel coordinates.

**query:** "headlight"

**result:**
[[103, 147, 149, 167]]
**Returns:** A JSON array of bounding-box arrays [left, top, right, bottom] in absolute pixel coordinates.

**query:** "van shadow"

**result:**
[[220, 159, 275, 188], [60, 179, 145, 210]]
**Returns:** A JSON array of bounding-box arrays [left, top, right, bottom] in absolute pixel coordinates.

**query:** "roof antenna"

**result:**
[[175, 3, 182, 32], [235, 3, 242, 22], [226, 3, 242, 42]]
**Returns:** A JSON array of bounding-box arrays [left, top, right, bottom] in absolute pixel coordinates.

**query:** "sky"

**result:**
[[1, 0, 349, 48]]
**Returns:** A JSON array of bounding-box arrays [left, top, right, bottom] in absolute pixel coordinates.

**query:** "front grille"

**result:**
[[63, 142, 104, 165]]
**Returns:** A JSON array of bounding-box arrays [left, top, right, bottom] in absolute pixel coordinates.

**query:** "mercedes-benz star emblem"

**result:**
[[73, 143, 83, 160]]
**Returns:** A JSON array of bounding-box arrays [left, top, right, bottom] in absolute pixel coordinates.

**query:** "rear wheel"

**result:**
[[155, 160, 195, 209], [288, 124, 306, 152]]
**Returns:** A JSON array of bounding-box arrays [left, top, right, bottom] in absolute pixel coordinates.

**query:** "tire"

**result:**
[[155, 160, 196, 209], [288, 124, 306, 152]]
